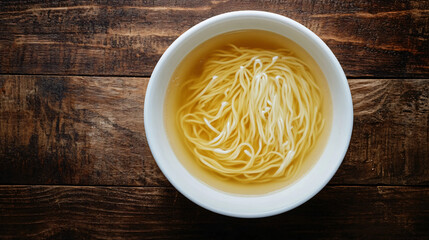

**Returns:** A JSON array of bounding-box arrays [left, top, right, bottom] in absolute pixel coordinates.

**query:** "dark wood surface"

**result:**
[[0, 0, 428, 239], [0, 0, 427, 78], [1, 186, 428, 239]]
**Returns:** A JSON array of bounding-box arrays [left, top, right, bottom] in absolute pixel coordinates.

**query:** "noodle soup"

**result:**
[[165, 30, 332, 195]]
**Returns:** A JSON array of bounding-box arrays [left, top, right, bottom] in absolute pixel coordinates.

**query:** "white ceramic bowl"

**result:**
[[144, 11, 353, 218]]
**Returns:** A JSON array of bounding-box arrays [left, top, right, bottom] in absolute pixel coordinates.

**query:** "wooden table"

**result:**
[[0, 1, 428, 239]]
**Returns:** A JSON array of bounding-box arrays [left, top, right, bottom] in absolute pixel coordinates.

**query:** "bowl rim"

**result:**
[[144, 10, 353, 218]]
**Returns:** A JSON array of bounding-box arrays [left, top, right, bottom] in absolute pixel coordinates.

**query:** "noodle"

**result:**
[[177, 45, 324, 183]]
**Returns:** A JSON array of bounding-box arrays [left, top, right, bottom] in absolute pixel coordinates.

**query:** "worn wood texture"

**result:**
[[1, 75, 428, 186], [0, 185, 427, 239], [0, 0, 428, 77], [0, 75, 150, 185]]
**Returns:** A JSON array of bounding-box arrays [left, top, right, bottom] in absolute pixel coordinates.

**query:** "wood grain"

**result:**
[[0, 0, 427, 77], [0, 185, 427, 239], [0, 75, 150, 185], [334, 78, 429, 185], [0, 75, 427, 186]]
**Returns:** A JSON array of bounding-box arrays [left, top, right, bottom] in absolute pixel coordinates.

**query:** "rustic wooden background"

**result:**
[[0, 0, 428, 239]]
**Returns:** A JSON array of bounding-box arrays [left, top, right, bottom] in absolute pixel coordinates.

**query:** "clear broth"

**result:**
[[164, 30, 332, 195]]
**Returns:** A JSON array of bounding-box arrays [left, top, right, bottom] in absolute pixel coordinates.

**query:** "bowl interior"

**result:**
[[144, 11, 353, 218]]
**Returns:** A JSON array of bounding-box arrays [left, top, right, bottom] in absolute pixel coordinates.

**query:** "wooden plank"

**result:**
[[333, 78, 429, 185], [0, 75, 427, 186], [0, 75, 150, 185], [0, 0, 427, 77], [0, 185, 427, 239]]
